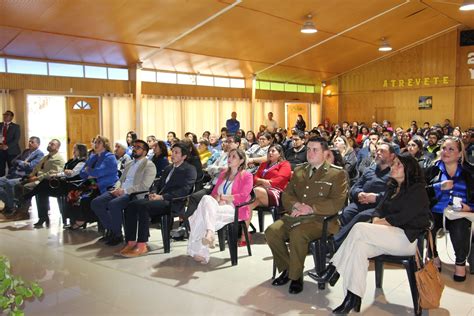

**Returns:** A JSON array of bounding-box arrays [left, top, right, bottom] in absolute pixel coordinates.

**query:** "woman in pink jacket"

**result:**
[[187, 148, 253, 264]]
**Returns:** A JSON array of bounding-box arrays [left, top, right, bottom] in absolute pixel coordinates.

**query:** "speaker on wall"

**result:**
[[460, 30, 474, 46]]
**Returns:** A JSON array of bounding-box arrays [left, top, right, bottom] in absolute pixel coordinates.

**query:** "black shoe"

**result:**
[[69, 222, 87, 230], [98, 230, 112, 242], [288, 278, 303, 294], [271, 270, 290, 286], [453, 264, 466, 282], [333, 291, 361, 314], [310, 264, 340, 287], [106, 235, 124, 246], [33, 218, 50, 228]]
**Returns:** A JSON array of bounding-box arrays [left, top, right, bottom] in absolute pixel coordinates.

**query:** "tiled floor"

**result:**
[[0, 199, 472, 315]]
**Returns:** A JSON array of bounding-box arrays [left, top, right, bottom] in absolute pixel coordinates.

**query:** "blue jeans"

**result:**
[[91, 192, 130, 236], [0, 177, 21, 209]]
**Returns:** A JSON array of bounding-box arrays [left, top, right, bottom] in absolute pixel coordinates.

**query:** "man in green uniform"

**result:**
[[265, 137, 348, 294]]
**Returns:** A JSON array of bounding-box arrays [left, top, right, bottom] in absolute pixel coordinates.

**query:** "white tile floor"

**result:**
[[0, 199, 472, 315]]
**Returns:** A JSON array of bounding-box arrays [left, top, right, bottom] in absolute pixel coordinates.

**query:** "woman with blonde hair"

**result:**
[[187, 148, 253, 264], [333, 135, 358, 183]]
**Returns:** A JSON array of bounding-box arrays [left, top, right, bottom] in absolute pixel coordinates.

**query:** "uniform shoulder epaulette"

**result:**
[[330, 164, 343, 170]]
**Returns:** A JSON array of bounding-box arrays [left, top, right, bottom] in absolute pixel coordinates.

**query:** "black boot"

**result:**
[[34, 217, 50, 228], [288, 277, 304, 294], [333, 291, 361, 314], [271, 270, 290, 286], [98, 230, 112, 242], [309, 263, 340, 286]]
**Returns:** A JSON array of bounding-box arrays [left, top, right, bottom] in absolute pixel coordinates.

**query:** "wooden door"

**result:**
[[66, 97, 100, 158], [286, 103, 310, 131]]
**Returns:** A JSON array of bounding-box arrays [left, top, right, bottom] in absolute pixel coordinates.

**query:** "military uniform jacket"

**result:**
[[282, 161, 348, 217]]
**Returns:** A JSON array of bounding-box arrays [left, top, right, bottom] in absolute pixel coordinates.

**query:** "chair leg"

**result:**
[[375, 259, 384, 288], [258, 209, 265, 232], [314, 240, 327, 290], [272, 260, 277, 279], [404, 258, 421, 316], [161, 214, 171, 253], [241, 222, 252, 256], [227, 224, 238, 266], [217, 229, 226, 251]]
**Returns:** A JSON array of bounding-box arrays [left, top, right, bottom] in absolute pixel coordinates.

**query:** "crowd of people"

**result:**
[[0, 109, 473, 313]]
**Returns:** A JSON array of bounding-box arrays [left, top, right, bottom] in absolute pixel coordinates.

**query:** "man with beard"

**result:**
[[3, 139, 64, 221], [425, 131, 441, 156], [328, 142, 395, 250], [91, 139, 156, 246]]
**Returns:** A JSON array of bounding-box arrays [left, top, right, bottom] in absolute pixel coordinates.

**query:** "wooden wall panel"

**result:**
[[334, 30, 474, 129]]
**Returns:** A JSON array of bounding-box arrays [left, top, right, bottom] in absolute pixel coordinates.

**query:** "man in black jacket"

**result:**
[[332, 143, 395, 249], [120, 142, 197, 257], [0, 111, 21, 177], [285, 131, 307, 170]]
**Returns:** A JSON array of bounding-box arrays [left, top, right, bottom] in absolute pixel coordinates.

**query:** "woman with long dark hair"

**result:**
[[126, 131, 138, 156], [294, 114, 306, 132], [313, 154, 431, 313], [151, 140, 170, 178]]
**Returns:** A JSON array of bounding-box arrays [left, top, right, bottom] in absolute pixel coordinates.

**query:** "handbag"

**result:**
[[414, 230, 445, 311]]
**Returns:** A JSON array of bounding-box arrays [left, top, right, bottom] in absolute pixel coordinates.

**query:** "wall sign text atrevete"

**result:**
[[383, 76, 449, 88]]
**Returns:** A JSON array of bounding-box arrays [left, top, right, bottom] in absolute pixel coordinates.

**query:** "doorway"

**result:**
[[66, 97, 100, 158]]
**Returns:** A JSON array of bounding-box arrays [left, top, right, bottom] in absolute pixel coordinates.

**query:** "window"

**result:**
[[177, 73, 196, 85], [297, 85, 306, 93], [73, 100, 92, 110], [85, 66, 107, 79], [108, 68, 129, 80], [0, 58, 5, 72], [7, 59, 48, 76], [214, 77, 230, 88], [196, 75, 214, 86], [270, 82, 285, 91], [306, 85, 315, 93], [49, 62, 84, 78], [156, 71, 177, 84], [230, 78, 245, 88], [259, 81, 271, 90], [285, 83, 297, 92], [141, 70, 156, 83]]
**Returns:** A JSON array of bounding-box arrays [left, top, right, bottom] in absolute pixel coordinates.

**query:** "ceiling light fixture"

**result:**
[[459, 0, 474, 11], [378, 38, 393, 52], [301, 14, 317, 34]]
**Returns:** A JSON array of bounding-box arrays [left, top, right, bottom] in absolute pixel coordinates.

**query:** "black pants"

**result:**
[[26, 180, 68, 220], [124, 199, 171, 242], [0, 150, 16, 177], [431, 212, 472, 265], [333, 203, 376, 249]]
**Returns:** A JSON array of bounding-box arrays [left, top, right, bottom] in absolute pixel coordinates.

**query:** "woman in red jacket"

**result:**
[[242, 144, 292, 245]]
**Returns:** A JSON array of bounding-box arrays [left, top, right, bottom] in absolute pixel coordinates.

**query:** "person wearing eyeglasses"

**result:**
[[91, 139, 156, 246], [246, 132, 272, 173], [426, 137, 474, 282], [285, 131, 307, 170]]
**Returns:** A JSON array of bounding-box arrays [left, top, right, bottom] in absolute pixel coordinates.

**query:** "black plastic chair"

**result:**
[[371, 231, 427, 316], [307, 213, 339, 289], [256, 202, 282, 233], [217, 189, 256, 266]]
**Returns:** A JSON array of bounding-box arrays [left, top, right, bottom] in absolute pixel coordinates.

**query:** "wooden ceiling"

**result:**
[[0, 0, 473, 84]]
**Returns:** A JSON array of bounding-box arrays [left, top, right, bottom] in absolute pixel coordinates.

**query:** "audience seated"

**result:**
[[197, 138, 212, 167], [426, 137, 474, 282], [333, 143, 395, 249], [91, 139, 156, 246], [426, 131, 441, 156], [285, 131, 307, 170], [265, 137, 348, 294], [382, 129, 401, 154], [356, 132, 379, 174], [333, 135, 358, 184], [146, 135, 157, 159], [31, 143, 87, 228], [0, 136, 44, 216], [151, 140, 170, 178], [406, 137, 433, 170], [206, 134, 222, 165], [6, 139, 65, 221], [114, 141, 131, 176], [125, 131, 138, 157], [246, 132, 272, 173], [313, 155, 431, 314], [69, 136, 118, 230], [119, 142, 196, 258], [187, 148, 252, 264], [182, 138, 203, 186], [246, 144, 291, 239]]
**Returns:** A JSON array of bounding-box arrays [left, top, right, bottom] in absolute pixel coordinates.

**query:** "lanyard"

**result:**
[[262, 162, 278, 177], [222, 176, 233, 194]]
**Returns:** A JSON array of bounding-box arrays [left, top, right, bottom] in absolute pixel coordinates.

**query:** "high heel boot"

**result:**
[[34, 217, 50, 228], [310, 263, 340, 286], [333, 291, 361, 314]]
